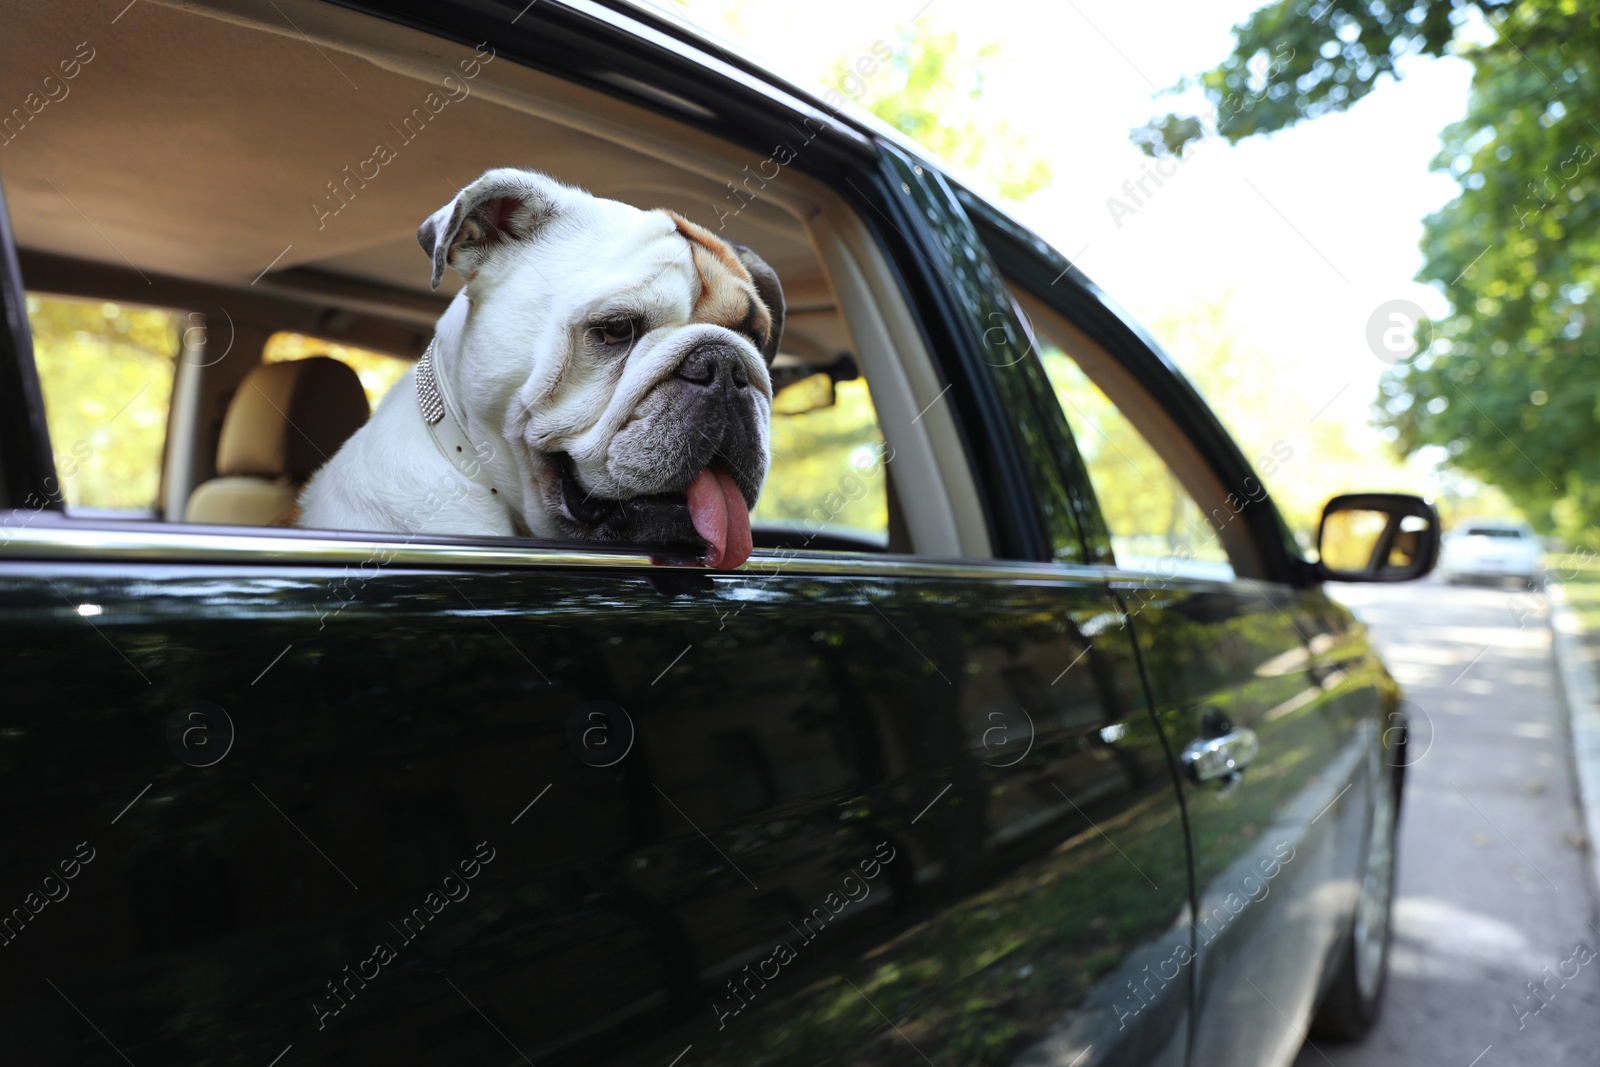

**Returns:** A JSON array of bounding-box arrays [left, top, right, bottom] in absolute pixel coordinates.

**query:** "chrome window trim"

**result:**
[[1101, 567, 1301, 600], [0, 522, 1115, 585]]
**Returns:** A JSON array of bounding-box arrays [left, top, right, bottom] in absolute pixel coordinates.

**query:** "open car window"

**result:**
[[2, 3, 988, 560]]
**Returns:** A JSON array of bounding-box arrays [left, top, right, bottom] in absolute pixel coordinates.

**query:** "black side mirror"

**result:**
[[1316, 492, 1440, 583]]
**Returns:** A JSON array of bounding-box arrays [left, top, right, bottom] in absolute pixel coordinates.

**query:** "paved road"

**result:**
[[1292, 579, 1600, 1067]]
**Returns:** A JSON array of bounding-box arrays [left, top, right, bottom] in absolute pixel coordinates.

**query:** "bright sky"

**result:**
[[671, 0, 1479, 500]]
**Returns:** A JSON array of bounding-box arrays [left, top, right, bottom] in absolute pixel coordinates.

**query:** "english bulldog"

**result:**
[[297, 168, 783, 569]]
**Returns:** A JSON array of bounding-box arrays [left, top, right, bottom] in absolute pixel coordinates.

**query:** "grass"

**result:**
[[1552, 558, 1600, 634]]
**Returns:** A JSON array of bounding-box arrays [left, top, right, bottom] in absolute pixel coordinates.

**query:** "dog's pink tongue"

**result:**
[[686, 468, 751, 569]]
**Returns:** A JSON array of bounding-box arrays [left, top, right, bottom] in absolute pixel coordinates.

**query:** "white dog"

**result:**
[[298, 168, 784, 569]]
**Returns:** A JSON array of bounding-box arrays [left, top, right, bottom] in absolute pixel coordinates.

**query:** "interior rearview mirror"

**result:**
[[1316, 492, 1440, 583], [772, 371, 836, 415], [769, 353, 859, 416]]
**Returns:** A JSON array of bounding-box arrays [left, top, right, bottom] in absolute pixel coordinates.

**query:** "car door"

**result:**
[[1116, 576, 1380, 1067], [970, 196, 1389, 1067], [0, 15, 1193, 1067], [0, 517, 1175, 1067]]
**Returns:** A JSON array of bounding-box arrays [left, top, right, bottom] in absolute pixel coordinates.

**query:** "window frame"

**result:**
[[961, 188, 1313, 588], [0, 178, 55, 514], [855, 142, 1083, 563]]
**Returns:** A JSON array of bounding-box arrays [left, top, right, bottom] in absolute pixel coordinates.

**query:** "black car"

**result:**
[[0, 3, 1438, 1065]]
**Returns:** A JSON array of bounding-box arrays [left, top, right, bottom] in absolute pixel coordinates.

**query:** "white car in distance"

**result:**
[[1440, 518, 1542, 588]]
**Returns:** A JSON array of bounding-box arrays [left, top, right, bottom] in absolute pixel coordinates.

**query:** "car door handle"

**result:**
[[1181, 728, 1260, 784]]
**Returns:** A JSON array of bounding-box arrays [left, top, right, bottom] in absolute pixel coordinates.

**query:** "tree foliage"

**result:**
[[26, 296, 177, 511], [831, 26, 1053, 202], [753, 380, 888, 537], [264, 332, 409, 412], [1134, 1, 1600, 537]]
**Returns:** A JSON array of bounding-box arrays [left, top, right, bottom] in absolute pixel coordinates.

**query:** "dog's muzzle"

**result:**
[[558, 340, 766, 567]]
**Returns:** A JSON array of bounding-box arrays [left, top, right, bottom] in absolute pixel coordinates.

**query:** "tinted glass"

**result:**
[[1042, 347, 1232, 576]]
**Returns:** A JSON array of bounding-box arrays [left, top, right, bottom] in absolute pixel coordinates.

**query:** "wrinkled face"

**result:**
[[437, 177, 781, 568]]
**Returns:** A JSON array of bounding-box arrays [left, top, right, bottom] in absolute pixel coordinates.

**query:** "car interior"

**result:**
[[4, 0, 995, 560]]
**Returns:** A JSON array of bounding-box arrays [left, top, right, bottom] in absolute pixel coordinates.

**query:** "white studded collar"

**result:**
[[415, 338, 502, 499]]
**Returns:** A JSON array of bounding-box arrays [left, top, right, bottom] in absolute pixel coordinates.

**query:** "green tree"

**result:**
[[1132, 1, 1600, 538], [829, 26, 1053, 202], [27, 296, 178, 511]]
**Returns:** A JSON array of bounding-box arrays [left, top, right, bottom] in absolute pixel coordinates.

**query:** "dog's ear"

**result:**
[[417, 169, 563, 290], [728, 242, 784, 363]]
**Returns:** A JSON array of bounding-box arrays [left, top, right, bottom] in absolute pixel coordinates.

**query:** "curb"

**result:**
[[1546, 581, 1600, 909]]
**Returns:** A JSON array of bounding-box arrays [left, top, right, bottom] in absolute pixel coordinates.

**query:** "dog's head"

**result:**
[[418, 168, 784, 568]]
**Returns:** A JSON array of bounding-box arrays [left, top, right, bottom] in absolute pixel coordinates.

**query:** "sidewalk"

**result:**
[[1300, 580, 1600, 1066], [1545, 581, 1600, 909]]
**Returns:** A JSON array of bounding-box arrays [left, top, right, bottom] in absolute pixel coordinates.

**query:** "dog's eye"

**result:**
[[588, 318, 639, 348]]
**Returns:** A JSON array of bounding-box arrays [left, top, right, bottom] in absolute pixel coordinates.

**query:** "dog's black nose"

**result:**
[[675, 345, 748, 389]]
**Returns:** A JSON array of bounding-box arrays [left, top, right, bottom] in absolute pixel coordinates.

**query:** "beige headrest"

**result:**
[[217, 357, 369, 480]]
